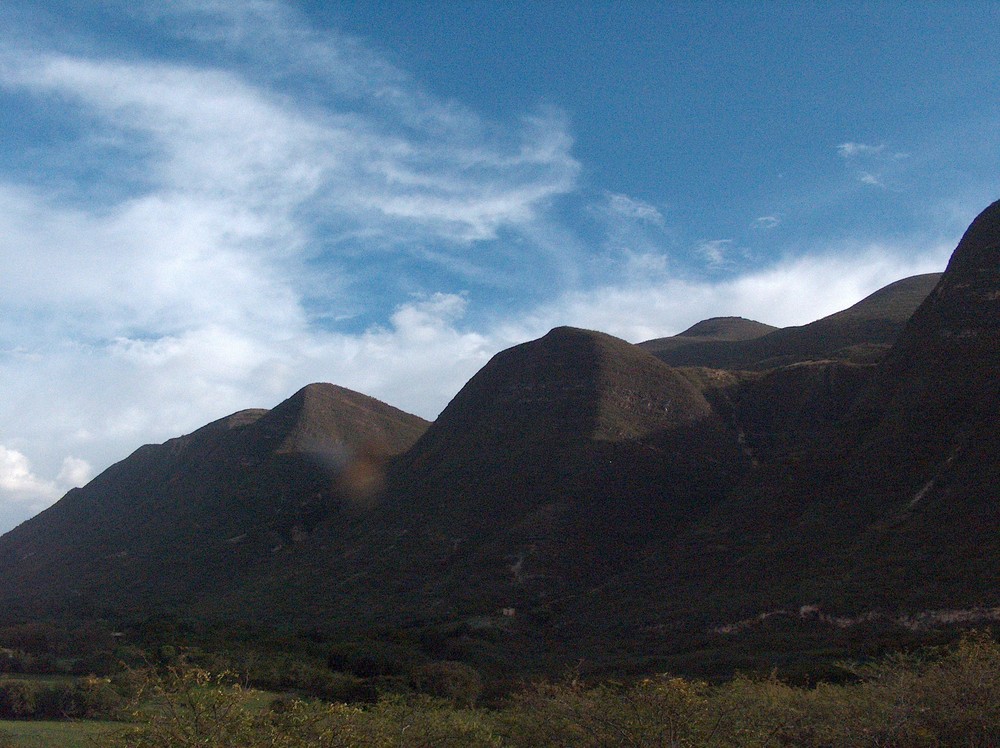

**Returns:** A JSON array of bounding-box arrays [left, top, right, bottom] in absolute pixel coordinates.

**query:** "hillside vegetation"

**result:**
[[2, 633, 991, 748]]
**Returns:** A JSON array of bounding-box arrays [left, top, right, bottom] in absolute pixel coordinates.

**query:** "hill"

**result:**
[[638, 273, 942, 369], [640, 317, 777, 356], [0, 384, 428, 620], [201, 327, 749, 651], [648, 201, 1000, 630], [1, 201, 997, 680]]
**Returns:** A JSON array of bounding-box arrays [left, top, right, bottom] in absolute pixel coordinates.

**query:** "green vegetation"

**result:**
[[0, 632, 985, 748], [0, 720, 118, 748]]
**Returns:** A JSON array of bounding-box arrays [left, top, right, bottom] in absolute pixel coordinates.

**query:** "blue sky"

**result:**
[[0, 0, 997, 532]]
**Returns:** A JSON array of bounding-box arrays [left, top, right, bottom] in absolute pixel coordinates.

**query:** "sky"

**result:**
[[0, 0, 998, 533]]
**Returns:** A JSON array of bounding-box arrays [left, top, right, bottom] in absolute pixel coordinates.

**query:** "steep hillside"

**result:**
[[839, 198, 1000, 608], [1, 203, 997, 680], [208, 327, 750, 641], [655, 202, 1000, 627], [0, 384, 428, 620]]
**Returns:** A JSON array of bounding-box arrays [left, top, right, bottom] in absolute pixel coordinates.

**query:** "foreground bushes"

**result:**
[[0, 675, 125, 719], [94, 632, 1000, 747]]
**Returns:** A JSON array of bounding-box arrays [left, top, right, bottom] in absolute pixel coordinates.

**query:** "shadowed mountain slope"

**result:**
[[0, 384, 428, 619], [839, 199, 1000, 608], [207, 327, 750, 636], [653, 202, 1000, 626], [639, 273, 941, 370], [2, 203, 998, 680]]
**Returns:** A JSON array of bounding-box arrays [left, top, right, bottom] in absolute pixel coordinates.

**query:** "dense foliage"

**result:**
[[90, 632, 1000, 748]]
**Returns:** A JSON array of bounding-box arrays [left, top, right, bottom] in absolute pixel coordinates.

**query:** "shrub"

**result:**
[[0, 649, 29, 674], [309, 670, 378, 704], [326, 640, 419, 678], [73, 675, 126, 719], [410, 661, 484, 707], [501, 675, 712, 747], [33, 682, 76, 718], [0, 679, 37, 719]]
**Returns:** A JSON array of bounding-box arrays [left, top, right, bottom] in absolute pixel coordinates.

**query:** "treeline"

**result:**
[[2, 619, 1000, 746], [7, 632, 993, 748], [0, 675, 127, 721]]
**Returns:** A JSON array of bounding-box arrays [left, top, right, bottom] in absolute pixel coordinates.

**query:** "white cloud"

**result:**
[[697, 239, 734, 268], [0, 446, 57, 502], [510, 239, 954, 343], [56, 456, 93, 487], [837, 142, 885, 158], [858, 171, 884, 187], [0, 51, 577, 247], [754, 215, 781, 229], [0, 447, 88, 510], [604, 192, 665, 225]]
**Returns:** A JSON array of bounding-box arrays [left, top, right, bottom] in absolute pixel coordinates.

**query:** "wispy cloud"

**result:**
[[858, 171, 884, 188], [754, 215, 781, 229], [837, 142, 885, 158], [0, 1, 580, 526], [0, 51, 577, 245], [696, 239, 734, 268], [604, 192, 665, 226], [511, 238, 955, 343], [835, 140, 913, 189]]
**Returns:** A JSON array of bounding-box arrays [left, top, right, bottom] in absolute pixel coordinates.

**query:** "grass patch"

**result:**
[[0, 674, 77, 685], [0, 720, 118, 748]]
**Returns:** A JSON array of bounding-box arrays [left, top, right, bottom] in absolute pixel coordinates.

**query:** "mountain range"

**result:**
[[1, 200, 997, 677]]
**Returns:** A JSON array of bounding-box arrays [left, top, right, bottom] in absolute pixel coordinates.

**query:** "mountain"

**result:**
[[837, 198, 1000, 608], [201, 327, 750, 642], [1, 202, 998, 680], [639, 317, 777, 357], [0, 384, 428, 620], [654, 201, 1000, 626], [638, 273, 942, 370]]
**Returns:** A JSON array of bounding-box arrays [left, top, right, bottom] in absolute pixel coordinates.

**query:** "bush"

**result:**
[[0, 679, 37, 719], [33, 682, 75, 718], [410, 661, 484, 707], [0, 649, 29, 674], [326, 640, 419, 678], [73, 675, 126, 719], [310, 671, 378, 704], [0, 675, 125, 721], [0, 623, 66, 655], [87, 631, 1000, 748], [501, 675, 712, 747]]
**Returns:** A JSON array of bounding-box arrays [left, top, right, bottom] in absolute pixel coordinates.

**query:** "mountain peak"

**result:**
[[415, 326, 715, 453], [944, 198, 1000, 276], [887, 200, 1000, 364], [676, 316, 777, 341], [261, 382, 428, 457]]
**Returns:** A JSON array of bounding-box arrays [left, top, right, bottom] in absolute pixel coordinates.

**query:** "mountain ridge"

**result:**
[[0, 202, 997, 678], [638, 272, 942, 370]]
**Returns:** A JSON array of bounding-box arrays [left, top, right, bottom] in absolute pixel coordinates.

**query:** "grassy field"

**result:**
[[0, 674, 77, 684], [0, 720, 119, 748]]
